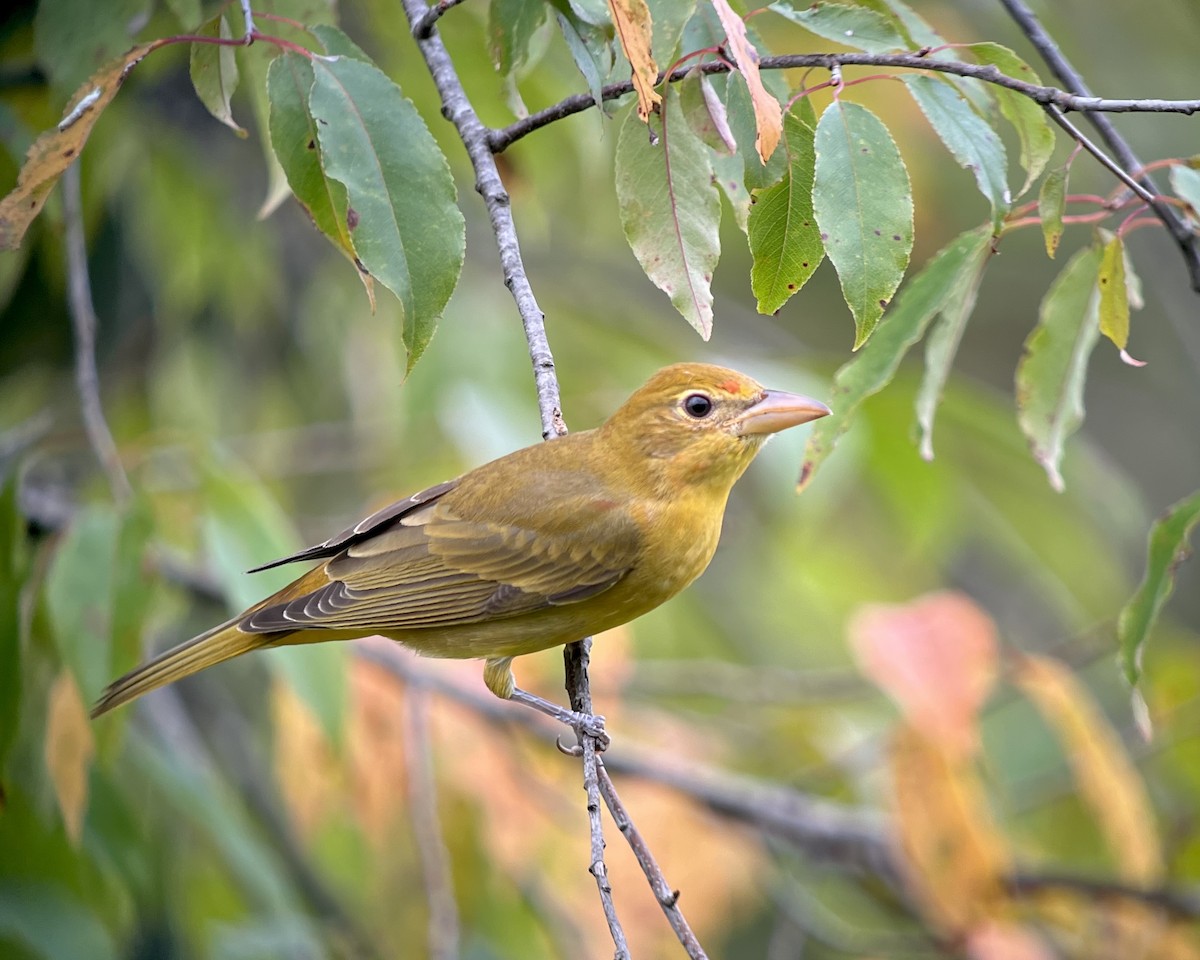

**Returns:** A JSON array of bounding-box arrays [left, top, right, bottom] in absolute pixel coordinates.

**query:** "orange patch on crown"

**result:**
[[717, 378, 746, 394]]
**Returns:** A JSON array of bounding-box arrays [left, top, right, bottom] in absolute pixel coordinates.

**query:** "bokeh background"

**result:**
[[2, 0, 1200, 956]]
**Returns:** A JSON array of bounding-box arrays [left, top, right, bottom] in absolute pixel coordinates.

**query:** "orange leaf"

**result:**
[[850, 591, 998, 758], [890, 724, 1010, 933], [709, 0, 782, 162], [608, 0, 661, 121], [0, 43, 155, 250], [1014, 655, 1162, 886], [44, 671, 95, 844]]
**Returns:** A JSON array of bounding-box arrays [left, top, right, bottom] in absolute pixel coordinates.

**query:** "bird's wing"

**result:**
[[239, 493, 643, 634], [246, 479, 460, 572]]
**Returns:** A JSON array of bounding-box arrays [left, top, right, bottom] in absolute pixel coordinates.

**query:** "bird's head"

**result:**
[[600, 363, 831, 497]]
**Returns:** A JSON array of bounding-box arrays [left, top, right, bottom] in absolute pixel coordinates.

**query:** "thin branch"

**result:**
[[596, 761, 710, 960], [62, 163, 132, 505], [397, 0, 563, 438], [1042, 106, 1154, 204], [564, 640, 631, 960], [488, 53, 1200, 154], [402, 684, 461, 960], [411, 0, 471, 40], [1009, 870, 1200, 920], [995, 0, 1200, 291], [238, 0, 256, 40]]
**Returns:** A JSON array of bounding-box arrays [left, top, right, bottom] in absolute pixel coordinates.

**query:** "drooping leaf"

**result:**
[[189, 14, 246, 137], [798, 226, 992, 488], [724, 72, 788, 191], [202, 457, 348, 746], [711, 152, 751, 233], [616, 94, 721, 337], [1015, 244, 1103, 492], [44, 671, 95, 844], [1118, 489, 1200, 690], [646, 0, 697, 68], [309, 54, 465, 371], [1097, 231, 1130, 354], [267, 52, 375, 309], [608, 0, 660, 120], [1038, 163, 1068, 258], [904, 75, 1009, 230], [489, 0, 549, 75], [966, 42, 1055, 194], [813, 100, 914, 347], [748, 110, 823, 314], [914, 231, 992, 460], [552, 9, 610, 110], [0, 43, 155, 250], [769, 0, 907, 53], [679, 69, 736, 155], [1014, 655, 1163, 884], [711, 0, 782, 162]]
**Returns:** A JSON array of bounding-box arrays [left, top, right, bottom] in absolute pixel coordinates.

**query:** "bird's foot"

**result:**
[[509, 686, 610, 749]]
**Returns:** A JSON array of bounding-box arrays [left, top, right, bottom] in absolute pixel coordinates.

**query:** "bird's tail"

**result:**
[[91, 618, 269, 719]]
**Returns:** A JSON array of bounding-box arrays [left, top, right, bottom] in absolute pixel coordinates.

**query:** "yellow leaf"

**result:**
[[709, 0, 782, 162], [44, 671, 95, 844], [608, 0, 661, 121], [850, 591, 997, 759], [1014, 655, 1162, 886], [0, 43, 155, 250], [1098, 232, 1129, 351], [890, 724, 1010, 933]]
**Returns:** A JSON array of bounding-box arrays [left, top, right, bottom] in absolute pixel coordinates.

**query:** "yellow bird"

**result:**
[[92, 363, 829, 725]]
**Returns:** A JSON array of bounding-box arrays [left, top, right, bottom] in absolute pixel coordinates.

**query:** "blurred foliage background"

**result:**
[[2, 0, 1200, 957]]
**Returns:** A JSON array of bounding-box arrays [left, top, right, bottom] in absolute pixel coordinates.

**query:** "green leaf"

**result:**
[[44, 505, 119, 702], [648, 0, 699, 66], [310, 24, 373, 61], [189, 15, 246, 138], [748, 111, 824, 315], [0, 881, 117, 960], [163, 0, 201, 28], [966, 42, 1055, 195], [712, 152, 751, 233], [0, 472, 28, 777], [769, 0, 907, 53], [267, 52, 375, 307], [799, 226, 992, 488], [1169, 163, 1200, 218], [725, 74, 789, 191], [201, 457, 347, 746], [813, 100, 913, 348], [552, 10, 608, 110], [1118, 490, 1200, 688], [1039, 163, 1068, 258], [489, 0, 549, 74], [616, 94, 721, 338], [904, 75, 1009, 229], [309, 55, 465, 372], [914, 233, 993, 459], [679, 70, 736, 155], [33, 0, 149, 95], [1015, 244, 1103, 492], [1097, 231, 1130, 353]]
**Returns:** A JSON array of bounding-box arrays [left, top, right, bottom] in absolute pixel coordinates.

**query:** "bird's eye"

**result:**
[[683, 393, 714, 418]]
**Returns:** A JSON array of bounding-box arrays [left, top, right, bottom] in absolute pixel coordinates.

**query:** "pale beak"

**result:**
[[732, 389, 832, 436]]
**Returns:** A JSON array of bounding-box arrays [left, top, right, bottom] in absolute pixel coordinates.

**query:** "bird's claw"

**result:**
[[554, 714, 610, 754]]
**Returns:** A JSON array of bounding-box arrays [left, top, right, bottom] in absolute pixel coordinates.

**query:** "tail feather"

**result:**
[[91, 619, 269, 719]]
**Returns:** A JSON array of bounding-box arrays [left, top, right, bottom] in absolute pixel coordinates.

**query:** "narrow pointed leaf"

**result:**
[[647, 0, 697, 68], [616, 94, 721, 337], [1015, 244, 1103, 492], [769, 0, 907, 53], [189, 15, 245, 137], [267, 52, 375, 308], [724, 73, 788, 191], [553, 10, 607, 110], [608, 0, 660, 120], [813, 100, 913, 347], [904, 75, 1009, 229], [749, 111, 823, 314], [309, 55, 465, 371], [712, 152, 751, 233], [679, 69, 736, 155], [1097, 232, 1130, 352], [1039, 163, 1068, 258], [799, 226, 991, 489], [45, 671, 94, 843], [712, 0, 782, 162], [489, 0, 548, 74], [966, 42, 1055, 194], [914, 236, 991, 459], [1118, 490, 1200, 689]]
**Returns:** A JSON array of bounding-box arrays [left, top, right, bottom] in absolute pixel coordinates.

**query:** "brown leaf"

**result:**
[[0, 43, 155, 250], [607, 0, 661, 121], [45, 671, 95, 844], [1014, 655, 1163, 886], [709, 0, 782, 162], [850, 591, 998, 759], [890, 724, 1010, 933]]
